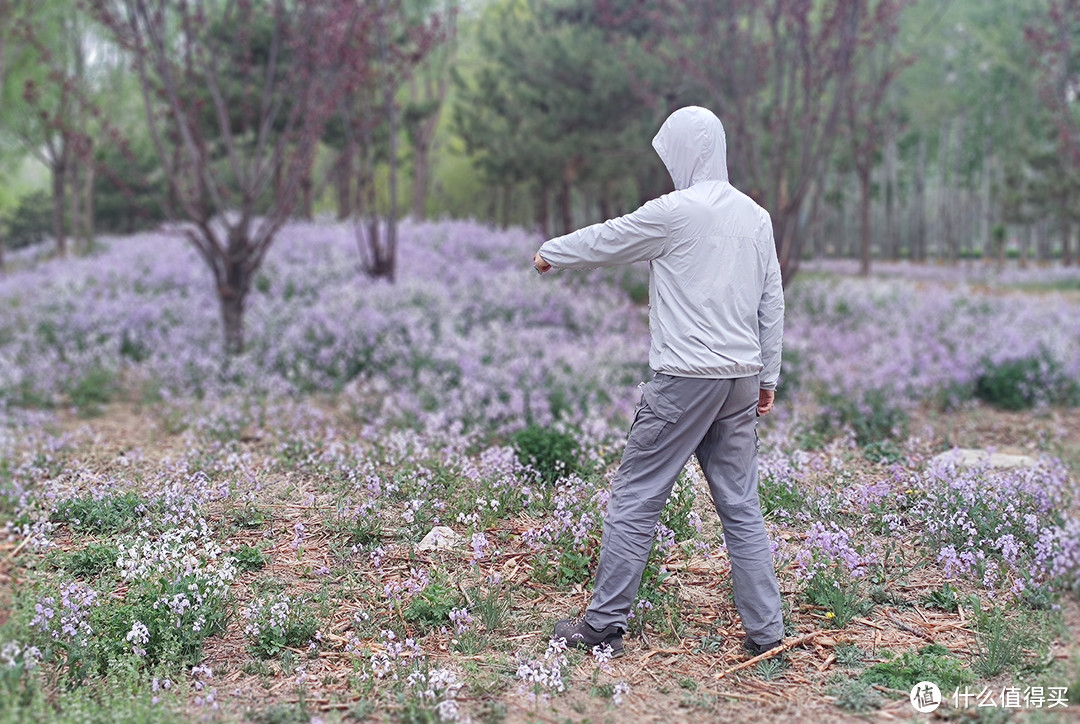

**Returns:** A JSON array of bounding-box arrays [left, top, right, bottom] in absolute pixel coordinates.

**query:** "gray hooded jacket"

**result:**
[[538, 106, 784, 389]]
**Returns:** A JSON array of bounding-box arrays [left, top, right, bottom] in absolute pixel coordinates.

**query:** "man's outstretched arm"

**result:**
[[533, 196, 670, 272]]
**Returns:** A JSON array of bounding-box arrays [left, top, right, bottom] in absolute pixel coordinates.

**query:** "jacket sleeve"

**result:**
[[538, 196, 669, 269], [757, 215, 785, 390]]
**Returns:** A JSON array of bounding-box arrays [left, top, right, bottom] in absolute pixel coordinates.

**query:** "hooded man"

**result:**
[[533, 106, 786, 658]]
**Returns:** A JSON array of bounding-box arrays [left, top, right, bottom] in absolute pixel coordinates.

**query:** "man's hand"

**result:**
[[533, 252, 552, 275], [757, 389, 775, 416]]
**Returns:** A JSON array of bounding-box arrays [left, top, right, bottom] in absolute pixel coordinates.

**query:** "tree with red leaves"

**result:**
[[1026, 0, 1080, 266], [83, 0, 403, 355]]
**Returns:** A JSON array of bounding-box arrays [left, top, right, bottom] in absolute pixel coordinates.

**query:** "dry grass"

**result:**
[[4, 398, 1079, 724]]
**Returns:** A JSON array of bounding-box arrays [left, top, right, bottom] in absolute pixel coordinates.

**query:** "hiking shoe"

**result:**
[[744, 636, 783, 656], [554, 618, 625, 657]]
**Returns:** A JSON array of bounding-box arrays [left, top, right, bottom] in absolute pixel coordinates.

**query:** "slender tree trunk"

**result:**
[[776, 204, 804, 286], [981, 135, 992, 260], [536, 184, 550, 238], [337, 142, 354, 220], [1064, 218, 1073, 267], [300, 175, 313, 220], [52, 157, 68, 258], [939, 124, 953, 263], [83, 149, 95, 247], [599, 180, 612, 221], [1020, 224, 1030, 269], [885, 131, 898, 260], [914, 136, 927, 262], [859, 168, 872, 276], [378, 0, 398, 283], [558, 177, 572, 236], [412, 141, 429, 219], [1036, 219, 1049, 264], [70, 156, 82, 253], [501, 185, 511, 229]]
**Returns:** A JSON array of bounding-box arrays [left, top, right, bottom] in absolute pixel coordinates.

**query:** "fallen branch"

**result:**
[[715, 632, 817, 679], [888, 612, 935, 642], [2, 536, 29, 565]]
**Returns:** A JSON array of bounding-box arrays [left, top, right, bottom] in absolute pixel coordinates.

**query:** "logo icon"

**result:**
[[910, 681, 942, 713]]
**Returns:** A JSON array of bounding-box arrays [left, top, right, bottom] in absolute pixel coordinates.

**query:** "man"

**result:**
[[532, 106, 785, 658]]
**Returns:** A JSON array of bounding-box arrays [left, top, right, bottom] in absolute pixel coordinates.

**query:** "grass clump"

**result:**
[[811, 389, 908, 447], [242, 592, 321, 659], [828, 676, 883, 713], [57, 543, 120, 578], [68, 365, 118, 417], [861, 644, 971, 693], [51, 492, 149, 534], [232, 545, 268, 573], [969, 601, 1044, 677]]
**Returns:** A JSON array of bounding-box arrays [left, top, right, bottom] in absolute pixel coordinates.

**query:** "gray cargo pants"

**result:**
[[584, 373, 784, 644]]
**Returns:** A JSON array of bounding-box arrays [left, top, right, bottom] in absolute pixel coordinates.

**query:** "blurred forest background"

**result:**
[[0, 0, 1078, 287]]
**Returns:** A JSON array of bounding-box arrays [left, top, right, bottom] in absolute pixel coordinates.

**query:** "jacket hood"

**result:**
[[651, 106, 729, 190]]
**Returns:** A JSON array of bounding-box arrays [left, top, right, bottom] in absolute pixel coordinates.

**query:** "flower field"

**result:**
[[1, 220, 1079, 723]]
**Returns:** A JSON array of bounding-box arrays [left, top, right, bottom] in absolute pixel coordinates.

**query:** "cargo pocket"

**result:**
[[635, 378, 685, 447]]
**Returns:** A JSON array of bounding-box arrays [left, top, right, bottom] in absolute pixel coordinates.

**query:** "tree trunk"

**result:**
[[939, 124, 954, 263], [776, 205, 803, 287], [1036, 219, 1049, 264], [859, 168, 872, 276], [536, 184, 550, 239], [218, 230, 252, 356], [300, 175, 313, 220], [379, 0, 398, 283], [1064, 218, 1073, 267], [336, 144, 354, 220], [220, 284, 246, 357], [70, 155, 82, 253], [501, 185, 511, 229], [1020, 224, 1030, 269], [599, 180, 612, 222], [914, 135, 927, 262], [558, 177, 572, 236], [412, 139, 429, 220], [885, 131, 898, 260], [52, 157, 68, 258], [83, 150, 95, 247], [980, 134, 992, 260]]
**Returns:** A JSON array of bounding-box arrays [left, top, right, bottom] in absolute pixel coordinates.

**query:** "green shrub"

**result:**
[[974, 354, 1079, 410], [511, 424, 580, 483], [3, 191, 52, 250]]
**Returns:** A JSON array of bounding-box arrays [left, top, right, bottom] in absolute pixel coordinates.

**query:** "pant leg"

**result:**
[[585, 374, 737, 631], [695, 375, 785, 644]]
